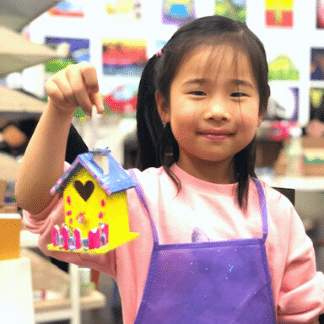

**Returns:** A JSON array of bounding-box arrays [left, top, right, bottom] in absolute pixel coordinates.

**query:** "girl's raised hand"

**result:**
[[45, 62, 104, 116]]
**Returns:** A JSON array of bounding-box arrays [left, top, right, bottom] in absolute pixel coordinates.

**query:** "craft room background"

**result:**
[[4, 0, 322, 161], [2, 1, 324, 324]]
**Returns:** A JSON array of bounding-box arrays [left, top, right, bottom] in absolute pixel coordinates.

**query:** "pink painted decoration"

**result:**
[[74, 228, 82, 249], [76, 212, 86, 224], [101, 223, 109, 245], [51, 225, 60, 247], [101, 199, 106, 207], [98, 212, 104, 219], [67, 196, 71, 205], [66, 210, 72, 216], [61, 226, 69, 250], [88, 228, 101, 249]]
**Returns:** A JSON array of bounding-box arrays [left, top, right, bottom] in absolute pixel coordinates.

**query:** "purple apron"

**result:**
[[129, 170, 277, 324]]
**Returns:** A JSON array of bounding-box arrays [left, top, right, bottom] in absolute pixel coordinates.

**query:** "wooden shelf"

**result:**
[[20, 237, 107, 323], [260, 175, 324, 191], [34, 290, 106, 313]]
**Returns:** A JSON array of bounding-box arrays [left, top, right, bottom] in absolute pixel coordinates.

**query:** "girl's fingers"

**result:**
[[53, 74, 79, 108], [45, 79, 70, 107], [45, 80, 77, 113], [90, 92, 104, 114], [46, 63, 102, 116], [66, 65, 93, 114], [80, 63, 100, 94], [45, 78, 64, 102]]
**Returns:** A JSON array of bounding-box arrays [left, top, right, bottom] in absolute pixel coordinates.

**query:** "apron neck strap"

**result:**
[[128, 169, 160, 244], [252, 178, 268, 242]]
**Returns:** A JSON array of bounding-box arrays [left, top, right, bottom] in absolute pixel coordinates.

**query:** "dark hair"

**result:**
[[136, 15, 270, 209]]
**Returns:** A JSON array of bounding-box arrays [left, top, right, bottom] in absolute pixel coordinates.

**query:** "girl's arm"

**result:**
[[15, 63, 104, 215]]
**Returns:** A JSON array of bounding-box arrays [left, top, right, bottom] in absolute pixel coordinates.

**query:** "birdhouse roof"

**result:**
[[50, 148, 136, 196]]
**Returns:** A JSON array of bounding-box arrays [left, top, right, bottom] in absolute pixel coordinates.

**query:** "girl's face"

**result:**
[[156, 45, 262, 183]]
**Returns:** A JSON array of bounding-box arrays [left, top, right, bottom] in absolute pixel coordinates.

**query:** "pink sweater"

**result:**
[[23, 163, 324, 323]]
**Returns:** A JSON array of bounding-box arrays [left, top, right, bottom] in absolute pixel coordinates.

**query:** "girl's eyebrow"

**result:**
[[182, 78, 207, 86], [231, 79, 254, 89], [182, 78, 254, 89]]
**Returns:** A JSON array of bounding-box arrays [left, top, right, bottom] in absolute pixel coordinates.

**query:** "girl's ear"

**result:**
[[258, 115, 264, 127], [155, 91, 170, 123], [258, 109, 266, 127]]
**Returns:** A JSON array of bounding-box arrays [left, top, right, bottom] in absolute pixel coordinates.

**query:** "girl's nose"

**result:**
[[203, 99, 231, 121]]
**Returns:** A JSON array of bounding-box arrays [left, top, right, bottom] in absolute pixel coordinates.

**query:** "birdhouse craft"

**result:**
[[47, 148, 139, 254]]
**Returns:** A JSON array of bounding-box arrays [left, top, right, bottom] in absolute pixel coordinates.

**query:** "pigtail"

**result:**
[[135, 54, 182, 191], [233, 138, 257, 210], [135, 55, 164, 170]]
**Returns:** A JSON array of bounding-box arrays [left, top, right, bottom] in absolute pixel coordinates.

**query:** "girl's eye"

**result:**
[[231, 92, 246, 98], [190, 91, 206, 96]]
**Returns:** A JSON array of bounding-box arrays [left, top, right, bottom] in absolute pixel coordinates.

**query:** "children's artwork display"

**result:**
[[48, 0, 84, 17], [317, 0, 324, 28], [265, 0, 294, 27], [268, 54, 299, 80], [214, 0, 247, 24], [104, 84, 138, 115], [311, 48, 324, 80], [14, 0, 323, 128], [305, 88, 324, 138], [102, 39, 147, 76], [47, 148, 140, 254], [45, 37, 90, 74], [267, 85, 299, 121], [310, 88, 324, 119], [162, 0, 195, 25], [106, 0, 142, 20]]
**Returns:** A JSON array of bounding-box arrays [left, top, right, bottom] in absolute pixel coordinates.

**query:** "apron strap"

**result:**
[[252, 178, 268, 242], [128, 169, 160, 245]]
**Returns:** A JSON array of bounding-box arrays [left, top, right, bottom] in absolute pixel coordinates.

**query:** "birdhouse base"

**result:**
[[47, 232, 140, 254]]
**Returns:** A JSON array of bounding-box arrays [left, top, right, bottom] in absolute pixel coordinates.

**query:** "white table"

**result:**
[[0, 257, 35, 323]]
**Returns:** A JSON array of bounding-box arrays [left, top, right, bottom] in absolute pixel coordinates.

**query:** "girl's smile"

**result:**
[[156, 45, 262, 184]]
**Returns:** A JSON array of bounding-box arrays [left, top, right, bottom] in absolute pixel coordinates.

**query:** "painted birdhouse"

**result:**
[[47, 148, 139, 254]]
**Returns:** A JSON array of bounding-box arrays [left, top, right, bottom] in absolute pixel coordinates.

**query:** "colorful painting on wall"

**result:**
[[106, 0, 142, 21], [268, 54, 299, 80], [311, 48, 324, 80], [162, 0, 195, 26], [45, 37, 90, 74], [317, 0, 324, 28], [266, 85, 299, 121], [103, 83, 138, 115], [214, 0, 247, 24], [310, 88, 324, 118], [305, 88, 324, 138], [265, 0, 294, 27], [48, 0, 84, 17], [102, 39, 147, 77]]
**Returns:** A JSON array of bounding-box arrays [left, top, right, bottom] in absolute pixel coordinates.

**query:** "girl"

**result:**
[[16, 16, 324, 323]]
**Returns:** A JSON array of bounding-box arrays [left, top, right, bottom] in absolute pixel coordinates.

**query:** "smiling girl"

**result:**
[[16, 15, 324, 323]]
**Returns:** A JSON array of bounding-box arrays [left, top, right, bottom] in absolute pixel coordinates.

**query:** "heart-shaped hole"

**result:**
[[74, 180, 94, 201]]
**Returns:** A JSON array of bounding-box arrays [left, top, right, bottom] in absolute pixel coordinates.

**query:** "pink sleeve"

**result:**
[[22, 162, 117, 278], [277, 203, 324, 323]]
